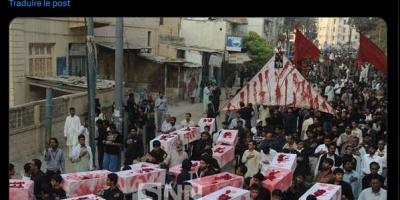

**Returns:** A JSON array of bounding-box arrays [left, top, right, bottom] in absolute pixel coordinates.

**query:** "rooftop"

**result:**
[[138, 53, 186, 64], [175, 45, 224, 53], [222, 17, 248, 25], [26, 76, 115, 93], [96, 41, 151, 50]]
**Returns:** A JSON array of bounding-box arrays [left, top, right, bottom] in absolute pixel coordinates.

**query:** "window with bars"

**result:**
[[176, 49, 185, 59], [159, 17, 164, 25], [69, 43, 87, 76], [148, 31, 152, 47], [28, 43, 54, 76]]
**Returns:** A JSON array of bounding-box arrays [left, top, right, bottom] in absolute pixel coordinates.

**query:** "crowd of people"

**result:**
[[217, 49, 387, 199], [9, 48, 387, 200]]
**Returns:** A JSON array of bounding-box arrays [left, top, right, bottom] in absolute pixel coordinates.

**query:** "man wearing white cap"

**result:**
[[251, 120, 262, 136]]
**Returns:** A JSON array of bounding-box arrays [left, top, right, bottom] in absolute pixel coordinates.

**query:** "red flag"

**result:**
[[294, 29, 321, 76], [356, 32, 387, 75]]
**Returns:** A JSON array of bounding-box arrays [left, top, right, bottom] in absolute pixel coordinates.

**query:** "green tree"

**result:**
[[242, 31, 273, 73], [348, 17, 387, 51], [282, 17, 318, 55]]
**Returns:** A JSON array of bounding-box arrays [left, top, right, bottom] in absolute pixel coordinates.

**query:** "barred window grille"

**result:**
[[28, 43, 54, 76], [9, 107, 34, 130]]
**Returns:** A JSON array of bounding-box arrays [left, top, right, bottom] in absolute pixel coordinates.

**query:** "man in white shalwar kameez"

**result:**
[[359, 64, 369, 83], [64, 107, 81, 155], [70, 134, 93, 172], [241, 141, 260, 178], [301, 114, 314, 140], [203, 84, 211, 114]]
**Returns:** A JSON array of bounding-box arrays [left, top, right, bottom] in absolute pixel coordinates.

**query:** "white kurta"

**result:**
[[259, 149, 277, 173], [324, 85, 335, 102], [258, 107, 270, 126], [70, 144, 93, 172], [241, 150, 260, 178], [64, 115, 81, 147], [301, 118, 314, 140], [203, 87, 211, 112], [163, 151, 188, 168], [79, 126, 90, 147]]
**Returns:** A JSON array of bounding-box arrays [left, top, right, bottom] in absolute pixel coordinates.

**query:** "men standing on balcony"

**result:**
[[64, 107, 81, 155]]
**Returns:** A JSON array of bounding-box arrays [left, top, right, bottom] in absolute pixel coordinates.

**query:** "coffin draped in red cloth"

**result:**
[[187, 172, 244, 197], [9, 179, 35, 200]]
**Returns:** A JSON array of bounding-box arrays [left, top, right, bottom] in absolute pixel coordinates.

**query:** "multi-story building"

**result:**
[[9, 17, 93, 106], [9, 17, 185, 106], [178, 17, 251, 87], [316, 17, 359, 49], [246, 17, 285, 47]]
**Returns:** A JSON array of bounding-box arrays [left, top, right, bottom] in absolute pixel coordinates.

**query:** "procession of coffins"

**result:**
[[9, 28, 388, 200]]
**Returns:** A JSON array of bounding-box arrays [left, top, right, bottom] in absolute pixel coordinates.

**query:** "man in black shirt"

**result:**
[[30, 159, 50, 200], [197, 154, 217, 178], [252, 173, 271, 199], [207, 96, 218, 119], [266, 109, 284, 131], [100, 173, 124, 200], [283, 108, 298, 136], [9, 163, 15, 179], [211, 85, 221, 115], [102, 124, 123, 172], [270, 127, 285, 152], [191, 131, 213, 161], [124, 127, 144, 165], [41, 185, 55, 200], [146, 140, 167, 164], [284, 174, 309, 199], [362, 162, 385, 190], [234, 120, 248, 167], [328, 125, 341, 145], [50, 174, 66, 200], [126, 93, 139, 128], [241, 103, 254, 129], [96, 119, 107, 169], [202, 149, 221, 173], [249, 184, 269, 200], [317, 143, 343, 173], [329, 168, 354, 200]]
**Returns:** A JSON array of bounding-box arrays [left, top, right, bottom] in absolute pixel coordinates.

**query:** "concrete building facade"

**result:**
[[316, 17, 359, 49], [9, 17, 169, 107], [180, 18, 227, 51], [9, 18, 89, 106], [246, 17, 285, 47], [178, 17, 252, 87]]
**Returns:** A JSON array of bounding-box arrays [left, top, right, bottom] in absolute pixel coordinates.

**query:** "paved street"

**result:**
[[10, 89, 238, 178]]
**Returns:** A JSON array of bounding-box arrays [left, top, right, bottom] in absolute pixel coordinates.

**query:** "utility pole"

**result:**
[[45, 88, 53, 144], [114, 17, 124, 170], [114, 17, 123, 133], [86, 17, 97, 168], [348, 25, 352, 50]]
